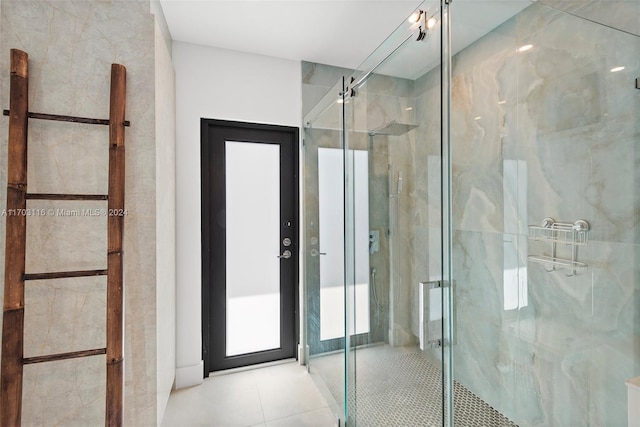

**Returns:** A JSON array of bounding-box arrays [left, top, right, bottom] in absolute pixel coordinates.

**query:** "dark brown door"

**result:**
[[201, 119, 299, 373]]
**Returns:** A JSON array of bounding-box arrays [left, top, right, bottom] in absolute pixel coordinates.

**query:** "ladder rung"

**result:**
[[23, 348, 106, 365], [26, 193, 108, 201], [24, 269, 108, 281], [3, 109, 130, 127]]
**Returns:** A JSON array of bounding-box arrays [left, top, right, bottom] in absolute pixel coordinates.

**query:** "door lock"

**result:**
[[277, 250, 292, 259], [283, 237, 292, 247]]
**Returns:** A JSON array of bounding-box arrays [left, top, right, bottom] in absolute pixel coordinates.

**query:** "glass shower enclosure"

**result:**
[[302, 1, 640, 426]]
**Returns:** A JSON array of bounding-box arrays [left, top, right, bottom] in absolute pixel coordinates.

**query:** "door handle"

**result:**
[[277, 250, 292, 259], [310, 249, 326, 257]]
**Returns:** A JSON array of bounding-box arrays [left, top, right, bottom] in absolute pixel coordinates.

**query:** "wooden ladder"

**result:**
[[0, 49, 128, 426]]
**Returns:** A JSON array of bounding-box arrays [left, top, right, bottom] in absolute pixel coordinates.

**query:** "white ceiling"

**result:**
[[159, 0, 422, 70], [159, 0, 532, 78], [375, 0, 532, 79]]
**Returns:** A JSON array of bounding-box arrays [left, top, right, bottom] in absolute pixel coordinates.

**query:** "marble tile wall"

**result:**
[[302, 63, 419, 351], [303, 126, 347, 355], [350, 76, 417, 347], [302, 61, 353, 119], [0, 1, 175, 424], [413, 65, 442, 351], [444, 2, 640, 426], [303, 62, 348, 357]]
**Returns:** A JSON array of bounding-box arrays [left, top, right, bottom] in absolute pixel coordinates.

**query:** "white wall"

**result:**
[[173, 41, 302, 388], [154, 14, 176, 423]]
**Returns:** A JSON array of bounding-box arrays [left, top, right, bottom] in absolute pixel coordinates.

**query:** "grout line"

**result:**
[[252, 362, 333, 424], [262, 406, 334, 425], [256, 384, 267, 426]]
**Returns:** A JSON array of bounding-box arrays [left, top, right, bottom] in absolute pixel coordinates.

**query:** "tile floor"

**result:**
[[310, 345, 517, 426], [161, 361, 337, 427]]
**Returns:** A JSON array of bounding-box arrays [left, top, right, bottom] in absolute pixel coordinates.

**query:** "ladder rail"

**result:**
[[106, 63, 126, 427], [1, 48, 29, 427]]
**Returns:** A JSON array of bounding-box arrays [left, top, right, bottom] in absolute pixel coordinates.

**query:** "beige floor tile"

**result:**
[[162, 362, 330, 427]]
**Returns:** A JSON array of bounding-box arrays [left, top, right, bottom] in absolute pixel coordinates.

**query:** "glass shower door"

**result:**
[[303, 76, 351, 423], [304, 1, 640, 426], [304, 76, 377, 425], [342, 2, 447, 426], [447, 1, 640, 426]]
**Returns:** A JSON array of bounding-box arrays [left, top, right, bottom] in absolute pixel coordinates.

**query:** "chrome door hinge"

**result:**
[[422, 280, 440, 289], [420, 280, 441, 289], [420, 280, 452, 289]]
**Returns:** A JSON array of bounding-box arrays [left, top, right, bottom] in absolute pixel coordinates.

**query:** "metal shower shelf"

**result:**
[[528, 218, 589, 245], [527, 255, 588, 271], [527, 218, 590, 276]]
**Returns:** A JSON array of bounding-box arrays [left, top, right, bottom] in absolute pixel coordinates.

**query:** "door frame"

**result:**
[[201, 118, 300, 375]]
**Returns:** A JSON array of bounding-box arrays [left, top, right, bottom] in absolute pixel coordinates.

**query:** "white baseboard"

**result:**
[[175, 361, 204, 389], [298, 344, 309, 365]]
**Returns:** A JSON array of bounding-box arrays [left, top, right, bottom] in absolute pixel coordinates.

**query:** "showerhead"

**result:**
[[368, 120, 418, 137]]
